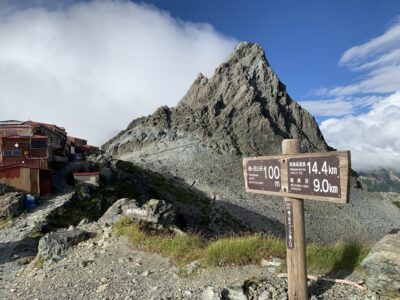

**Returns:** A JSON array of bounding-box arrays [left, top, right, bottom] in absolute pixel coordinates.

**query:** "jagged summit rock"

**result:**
[[105, 42, 329, 157]]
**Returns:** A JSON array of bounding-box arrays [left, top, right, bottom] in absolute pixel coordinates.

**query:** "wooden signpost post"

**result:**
[[243, 139, 351, 300]]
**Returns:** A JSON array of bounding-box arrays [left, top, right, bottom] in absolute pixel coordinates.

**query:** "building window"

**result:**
[[31, 140, 47, 149], [3, 150, 12, 157], [3, 150, 21, 157]]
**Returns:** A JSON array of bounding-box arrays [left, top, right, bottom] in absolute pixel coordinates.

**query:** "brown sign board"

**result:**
[[243, 151, 350, 203]]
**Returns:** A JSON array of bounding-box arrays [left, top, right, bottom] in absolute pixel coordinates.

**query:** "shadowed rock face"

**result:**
[[104, 42, 329, 157]]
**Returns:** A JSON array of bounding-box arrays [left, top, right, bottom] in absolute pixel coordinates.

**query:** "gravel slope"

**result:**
[[117, 138, 400, 244]]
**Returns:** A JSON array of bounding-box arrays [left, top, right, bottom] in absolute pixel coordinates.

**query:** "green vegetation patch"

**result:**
[[0, 217, 11, 229], [203, 235, 285, 267], [114, 217, 369, 274], [33, 256, 45, 269], [115, 217, 203, 265], [307, 241, 370, 274], [393, 201, 400, 209]]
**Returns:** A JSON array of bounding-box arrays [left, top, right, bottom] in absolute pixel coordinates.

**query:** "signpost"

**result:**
[[243, 139, 351, 299]]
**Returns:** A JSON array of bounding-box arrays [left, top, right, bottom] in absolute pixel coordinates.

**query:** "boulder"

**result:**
[[37, 229, 90, 262], [98, 198, 176, 228], [98, 198, 143, 226], [143, 199, 176, 227], [221, 284, 247, 300], [0, 192, 24, 218], [360, 229, 400, 297], [260, 257, 285, 274]]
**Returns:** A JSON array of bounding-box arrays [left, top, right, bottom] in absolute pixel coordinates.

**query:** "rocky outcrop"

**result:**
[[0, 192, 24, 218], [37, 229, 90, 262], [99, 198, 176, 229], [360, 229, 400, 297]]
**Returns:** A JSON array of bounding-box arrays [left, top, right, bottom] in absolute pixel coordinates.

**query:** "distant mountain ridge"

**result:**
[[358, 169, 400, 193]]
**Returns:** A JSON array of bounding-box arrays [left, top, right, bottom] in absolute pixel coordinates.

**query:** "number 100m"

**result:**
[[313, 179, 338, 194], [263, 166, 280, 180]]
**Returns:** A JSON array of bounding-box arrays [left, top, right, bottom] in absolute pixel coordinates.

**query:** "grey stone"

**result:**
[[221, 284, 246, 300], [178, 259, 201, 276], [261, 257, 284, 267], [360, 229, 400, 297], [0, 192, 24, 218], [258, 290, 271, 300], [78, 218, 89, 226], [37, 229, 90, 262], [202, 287, 220, 300], [98, 198, 139, 226], [143, 199, 176, 227], [98, 198, 176, 228]]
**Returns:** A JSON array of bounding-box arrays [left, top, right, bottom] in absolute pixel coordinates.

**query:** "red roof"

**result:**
[[24, 121, 67, 134]]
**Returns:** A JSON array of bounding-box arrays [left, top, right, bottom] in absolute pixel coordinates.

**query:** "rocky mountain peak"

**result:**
[[178, 42, 281, 109], [105, 42, 330, 157]]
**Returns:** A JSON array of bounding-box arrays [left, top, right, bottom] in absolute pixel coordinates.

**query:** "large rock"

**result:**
[[37, 229, 90, 262], [0, 192, 24, 218], [360, 229, 400, 297], [143, 199, 176, 227], [98, 198, 142, 226], [98, 198, 176, 228]]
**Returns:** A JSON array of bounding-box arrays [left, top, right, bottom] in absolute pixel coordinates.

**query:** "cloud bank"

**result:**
[[321, 93, 400, 170], [0, 0, 236, 145], [304, 18, 400, 171]]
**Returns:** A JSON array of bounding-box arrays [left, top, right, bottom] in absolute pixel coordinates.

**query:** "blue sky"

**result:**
[[141, 0, 399, 102], [0, 0, 399, 170]]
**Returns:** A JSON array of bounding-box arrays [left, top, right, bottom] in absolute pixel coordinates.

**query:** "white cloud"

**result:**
[[302, 18, 400, 171], [0, 0, 236, 145], [328, 18, 400, 96], [299, 95, 382, 117], [339, 19, 400, 68], [320, 93, 400, 171], [299, 100, 353, 116]]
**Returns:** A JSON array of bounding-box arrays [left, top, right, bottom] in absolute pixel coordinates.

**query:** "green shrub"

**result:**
[[203, 235, 285, 266]]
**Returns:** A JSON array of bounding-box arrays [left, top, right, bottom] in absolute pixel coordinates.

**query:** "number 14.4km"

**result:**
[[307, 161, 337, 175]]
